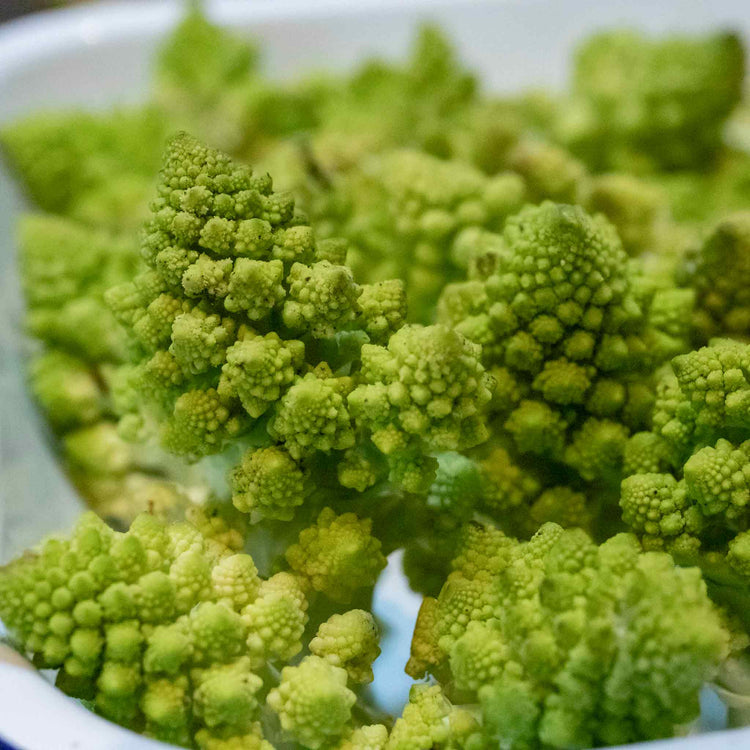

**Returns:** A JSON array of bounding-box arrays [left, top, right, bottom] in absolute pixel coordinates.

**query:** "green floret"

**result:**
[[622, 430, 673, 475], [309, 609, 381, 684], [29, 350, 104, 430], [428, 451, 483, 519], [620, 473, 697, 541], [217, 333, 305, 418], [192, 657, 263, 730], [108, 132, 413, 488], [0, 510, 407, 748], [19, 214, 138, 362], [285, 508, 386, 602], [528, 485, 593, 532], [224, 258, 285, 316], [195, 723, 272, 750], [170, 310, 237, 375], [584, 172, 669, 256], [621, 340, 750, 624], [386, 684, 452, 750], [319, 148, 525, 322], [437, 201, 687, 488], [684, 439, 750, 517], [0, 513, 275, 746], [479, 446, 541, 515], [231, 446, 310, 520], [336, 447, 382, 492], [408, 522, 728, 748], [161, 388, 243, 459], [508, 139, 586, 204], [266, 655, 356, 749], [678, 211, 750, 344], [670, 340, 750, 434], [357, 279, 408, 343], [283, 260, 362, 337], [269, 372, 356, 458], [349, 324, 493, 490], [1, 108, 165, 225], [241, 573, 308, 663], [64, 422, 136, 478], [561, 30, 744, 171], [334, 724, 389, 750], [564, 418, 630, 482]]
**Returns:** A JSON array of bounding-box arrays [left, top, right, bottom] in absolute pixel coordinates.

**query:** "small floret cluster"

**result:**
[[621, 340, 750, 616], [434, 201, 691, 541], [317, 149, 526, 320], [0, 509, 384, 749], [407, 522, 729, 748]]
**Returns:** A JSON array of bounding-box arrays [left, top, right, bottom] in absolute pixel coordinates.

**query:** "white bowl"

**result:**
[[1, 1, 750, 748]]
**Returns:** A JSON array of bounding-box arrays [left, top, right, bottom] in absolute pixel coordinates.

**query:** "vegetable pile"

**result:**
[[2, 6, 750, 749]]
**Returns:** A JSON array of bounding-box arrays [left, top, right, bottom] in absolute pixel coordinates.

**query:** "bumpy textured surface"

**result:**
[[266, 655, 356, 748], [0, 512, 266, 746], [322, 149, 525, 321], [104, 134, 478, 511], [285, 508, 386, 602], [106, 132, 357, 459], [436, 201, 688, 505], [407, 522, 728, 748], [0, 512, 385, 749], [622, 341, 750, 610], [349, 324, 494, 492], [19, 215, 138, 362], [309, 609, 381, 683], [678, 212, 750, 344]]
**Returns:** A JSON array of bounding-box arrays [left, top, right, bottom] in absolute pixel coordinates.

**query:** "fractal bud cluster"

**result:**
[[2, 5, 750, 749]]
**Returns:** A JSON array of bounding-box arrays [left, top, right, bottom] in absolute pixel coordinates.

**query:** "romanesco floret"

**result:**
[[406, 522, 728, 748], [106, 132, 433, 506], [584, 173, 669, 256], [230, 445, 310, 520], [309, 609, 381, 683], [0, 511, 389, 748], [560, 30, 744, 171], [19, 214, 138, 362], [285, 508, 386, 602], [29, 350, 104, 430], [0, 512, 265, 745], [334, 724, 389, 750], [386, 684, 452, 750], [319, 148, 525, 321], [437, 201, 687, 496], [678, 211, 750, 344], [349, 323, 494, 492], [266, 655, 357, 749], [507, 138, 586, 204], [621, 340, 750, 619], [241, 572, 309, 663]]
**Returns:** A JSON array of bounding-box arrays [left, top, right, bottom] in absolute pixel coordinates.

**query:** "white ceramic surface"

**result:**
[[2, 2, 750, 748]]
